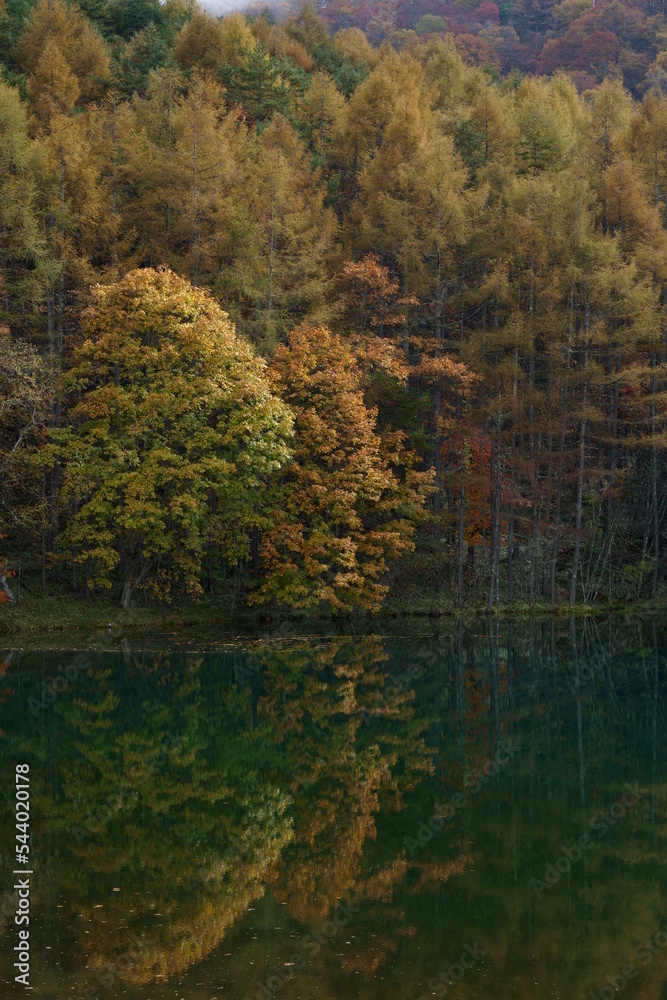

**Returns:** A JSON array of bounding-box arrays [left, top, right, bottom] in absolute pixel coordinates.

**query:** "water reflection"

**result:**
[[0, 618, 665, 999]]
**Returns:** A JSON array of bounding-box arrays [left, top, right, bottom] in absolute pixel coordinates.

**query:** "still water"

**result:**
[[0, 618, 665, 999]]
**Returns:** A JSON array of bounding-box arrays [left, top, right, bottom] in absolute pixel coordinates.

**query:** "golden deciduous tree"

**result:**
[[46, 268, 293, 604], [0, 330, 52, 596], [0, 80, 46, 320], [172, 9, 227, 73], [296, 69, 345, 162], [253, 323, 431, 611], [18, 0, 109, 113], [218, 12, 257, 68], [27, 37, 81, 119]]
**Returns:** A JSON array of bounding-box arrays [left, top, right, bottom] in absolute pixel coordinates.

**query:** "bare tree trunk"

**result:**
[[651, 350, 659, 598], [457, 452, 466, 610], [433, 265, 445, 591], [41, 469, 46, 592], [121, 557, 154, 608], [528, 352, 538, 604], [487, 437, 496, 612], [551, 284, 575, 601], [507, 474, 515, 603], [541, 424, 553, 600], [488, 421, 501, 613], [570, 297, 589, 606]]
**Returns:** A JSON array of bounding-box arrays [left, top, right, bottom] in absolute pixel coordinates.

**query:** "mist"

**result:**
[[200, 0, 254, 13]]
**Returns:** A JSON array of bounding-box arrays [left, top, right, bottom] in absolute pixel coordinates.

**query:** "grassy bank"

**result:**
[[2, 586, 666, 643]]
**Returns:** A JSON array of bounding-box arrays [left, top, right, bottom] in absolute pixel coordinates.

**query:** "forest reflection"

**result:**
[[0, 618, 665, 999]]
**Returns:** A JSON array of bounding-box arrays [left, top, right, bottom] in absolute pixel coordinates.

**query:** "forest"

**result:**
[[1, 0, 667, 615]]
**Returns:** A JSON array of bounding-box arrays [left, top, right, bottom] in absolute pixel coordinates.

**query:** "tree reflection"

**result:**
[[0, 619, 663, 998]]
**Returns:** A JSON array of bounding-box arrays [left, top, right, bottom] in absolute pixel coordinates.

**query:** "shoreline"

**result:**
[[2, 590, 666, 641]]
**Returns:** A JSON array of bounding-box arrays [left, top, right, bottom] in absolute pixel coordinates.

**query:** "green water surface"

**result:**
[[0, 618, 665, 1000]]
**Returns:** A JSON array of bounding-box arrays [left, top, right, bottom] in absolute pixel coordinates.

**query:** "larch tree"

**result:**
[[627, 89, 667, 228], [296, 70, 345, 166], [0, 330, 52, 599], [243, 114, 337, 348], [17, 0, 109, 110], [0, 80, 47, 327]]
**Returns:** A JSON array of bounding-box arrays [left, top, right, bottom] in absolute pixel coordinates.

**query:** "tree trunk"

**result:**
[[121, 557, 154, 608], [651, 350, 659, 598], [457, 452, 466, 610], [551, 297, 573, 601], [570, 297, 589, 606], [487, 423, 501, 613], [487, 437, 496, 612]]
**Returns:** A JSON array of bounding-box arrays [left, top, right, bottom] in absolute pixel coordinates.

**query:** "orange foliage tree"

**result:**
[[251, 323, 433, 611]]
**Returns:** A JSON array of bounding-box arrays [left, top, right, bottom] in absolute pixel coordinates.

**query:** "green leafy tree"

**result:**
[[415, 14, 447, 35], [47, 267, 294, 604]]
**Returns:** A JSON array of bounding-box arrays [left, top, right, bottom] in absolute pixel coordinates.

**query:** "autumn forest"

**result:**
[[2, 0, 667, 616]]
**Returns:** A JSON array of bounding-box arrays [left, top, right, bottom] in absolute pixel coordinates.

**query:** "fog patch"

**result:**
[[201, 0, 255, 14]]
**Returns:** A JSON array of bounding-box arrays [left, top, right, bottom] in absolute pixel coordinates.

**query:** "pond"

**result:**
[[0, 617, 665, 999]]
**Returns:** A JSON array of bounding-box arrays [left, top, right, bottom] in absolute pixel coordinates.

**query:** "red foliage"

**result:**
[[472, 2, 500, 26], [320, 0, 659, 96], [539, 24, 620, 80]]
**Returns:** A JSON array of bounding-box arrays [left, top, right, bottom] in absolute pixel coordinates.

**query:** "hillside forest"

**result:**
[[1, 0, 667, 614]]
